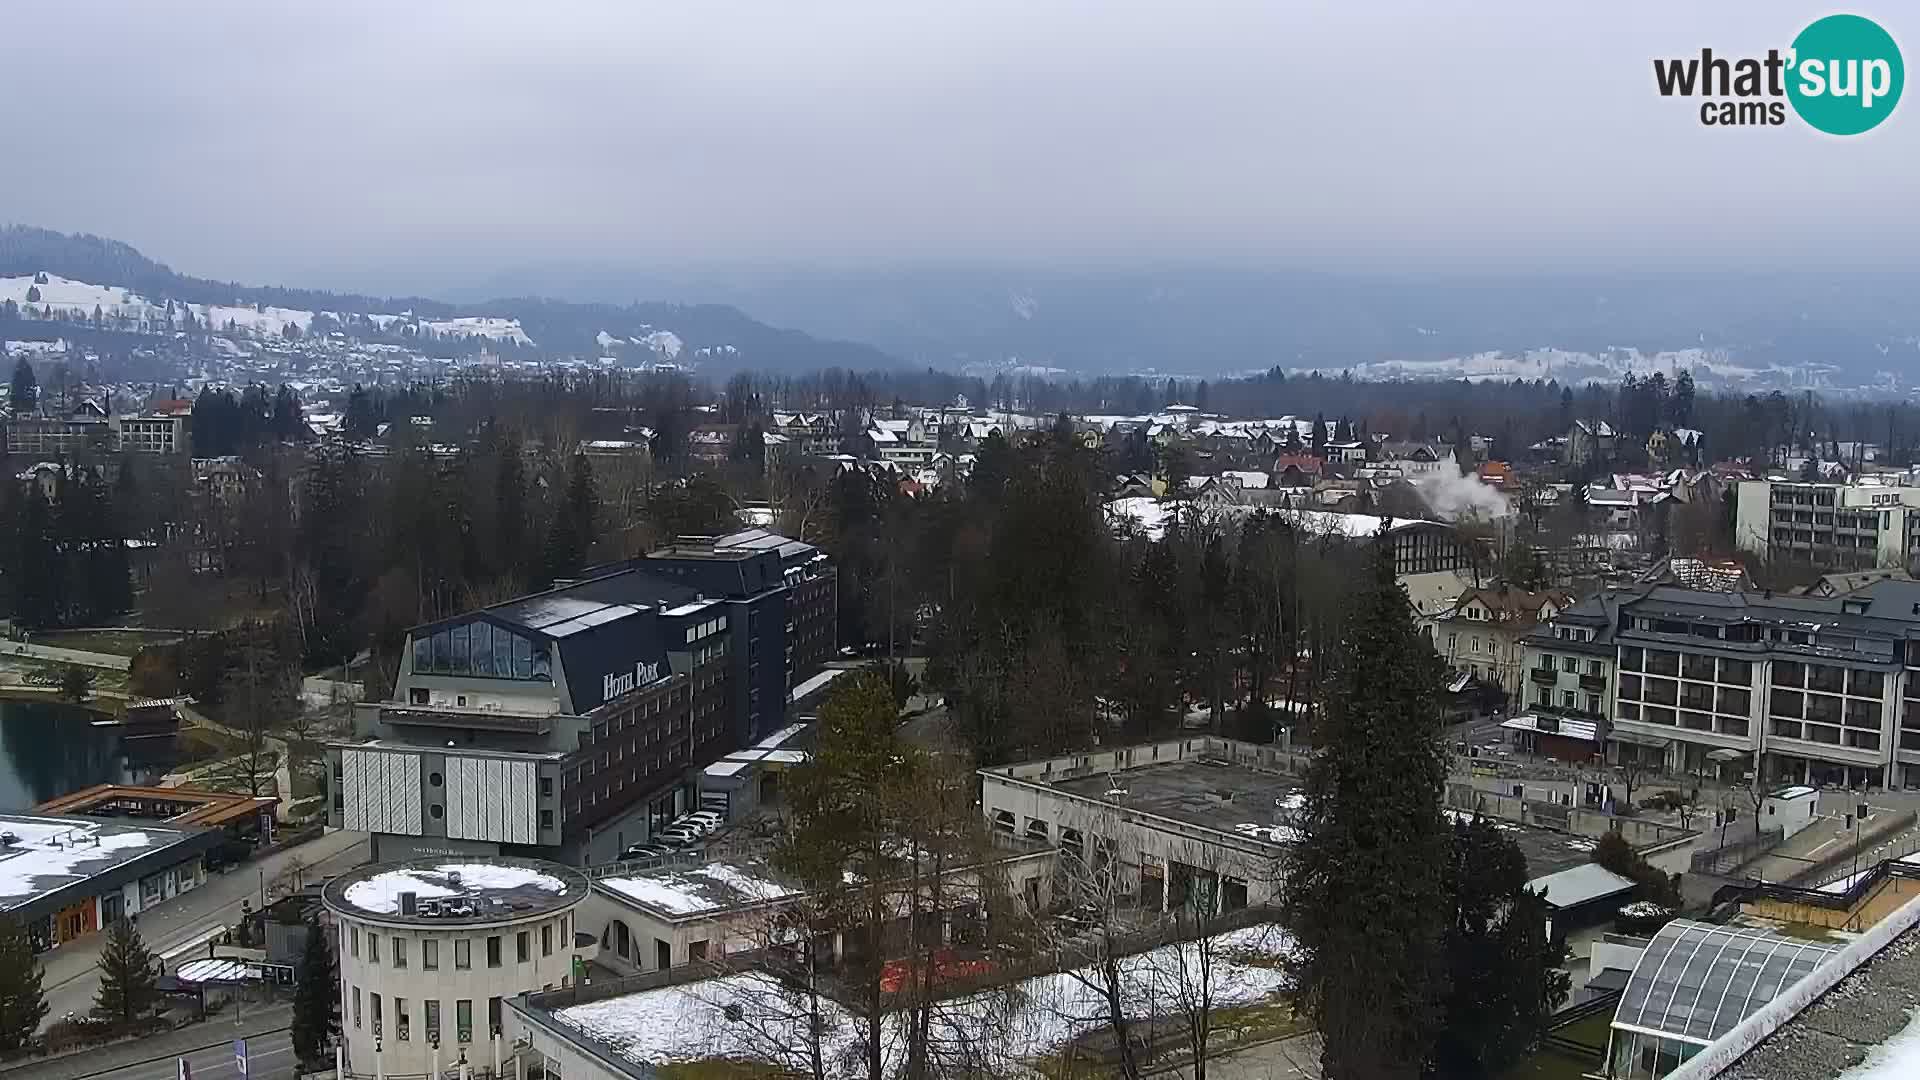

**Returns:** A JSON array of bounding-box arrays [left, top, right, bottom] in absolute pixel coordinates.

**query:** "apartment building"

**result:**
[[1536, 579, 1920, 790], [1518, 591, 1621, 735], [115, 400, 193, 455], [1733, 479, 1920, 570]]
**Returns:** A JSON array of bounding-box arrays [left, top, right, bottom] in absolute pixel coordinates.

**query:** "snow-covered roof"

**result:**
[[596, 861, 803, 919], [541, 923, 1293, 1072], [0, 814, 209, 914], [789, 668, 845, 703], [326, 858, 585, 922]]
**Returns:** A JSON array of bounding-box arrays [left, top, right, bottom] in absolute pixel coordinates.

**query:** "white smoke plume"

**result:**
[[1413, 470, 1510, 522]]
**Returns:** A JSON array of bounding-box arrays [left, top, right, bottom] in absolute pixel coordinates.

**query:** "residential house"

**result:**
[[1380, 441, 1455, 477], [686, 424, 739, 464], [1568, 420, 1617, 467], [1429, 586, 1578, 704]]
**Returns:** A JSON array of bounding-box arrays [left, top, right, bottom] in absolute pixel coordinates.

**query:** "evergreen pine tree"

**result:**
[[1430, 816, 1571, 1078], [0, 918, 48, 1051], [9, 359, 36, 415], [1283, 532, 1453, 1080], [94, 917, 158, 1024], [290, 916, 340, 1063]]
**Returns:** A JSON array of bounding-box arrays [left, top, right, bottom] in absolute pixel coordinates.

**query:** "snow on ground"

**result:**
[[1818, 852, 1920, 894], [0, 274, 137, 312], [423, 316, 532, 345], [342, 862, 567, 914], [1106, 496, 1169, 540], [555, 923, 1293, 1074], [191, 301, 314, 336], [1838, 1008, 1920, 1078]]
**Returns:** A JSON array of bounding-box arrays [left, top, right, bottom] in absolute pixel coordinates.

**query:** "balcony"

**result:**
[[1579, 674, 1607, 692], [1529, 667, 1558, 686], [380, 704, 556, 735]]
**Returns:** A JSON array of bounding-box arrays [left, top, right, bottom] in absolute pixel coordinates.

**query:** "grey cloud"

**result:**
[[1, 0, 1912, 283]]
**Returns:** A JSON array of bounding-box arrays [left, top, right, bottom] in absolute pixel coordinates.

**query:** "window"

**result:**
[[1619, 674, 1641, 700], [396, 997, 410, 1041], [1562, 656, 1578, 674], [350, 927, 360, 958], [353, 987, 362, 1029], [371, 992, 382, 1037], [540, 777, 554, 797], [690, 940, 709, 961], [430, 771, 444, 787], [487, 936, 502, 968], [368, 933, 379, 964], [542, 924, 554, 957], [422, 939, 439, 970], [1562, 691, 1576, 709], [425, 999, 441, 1044], [1588, 660, 1603, 677], [517, 931, 530, 963], [489, 996, 503, 1036], [541, 810, 554, 829], [457, 999, 473, 1043], [392, 937, 407, 968], [455, 939, 471, 969]]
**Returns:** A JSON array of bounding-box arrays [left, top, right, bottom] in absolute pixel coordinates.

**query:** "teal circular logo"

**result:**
[[1788, 14, 1903, 135]]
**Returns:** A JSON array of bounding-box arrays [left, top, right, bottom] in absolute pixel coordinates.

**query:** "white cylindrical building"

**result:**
[[324, 857, 592, 1078]]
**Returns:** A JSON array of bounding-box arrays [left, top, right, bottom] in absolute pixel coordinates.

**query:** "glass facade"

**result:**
[[413, 620, 552, 680], [1607, 920, 1837, 1079]]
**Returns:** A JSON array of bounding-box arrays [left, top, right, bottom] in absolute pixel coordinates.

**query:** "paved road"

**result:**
[[101, 1029, 295, 1080], [1, 642, 131, 672], [40, 831, 370, 1029]]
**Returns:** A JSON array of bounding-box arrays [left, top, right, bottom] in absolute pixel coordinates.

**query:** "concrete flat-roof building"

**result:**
[[0, 812, 221, 952], [582, 841, 1055, 977], [980, 737, 1296, 914]]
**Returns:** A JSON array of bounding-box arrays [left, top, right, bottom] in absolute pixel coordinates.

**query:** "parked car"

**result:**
[[620, 844, 670, 862], [655, 826, 703, 847]]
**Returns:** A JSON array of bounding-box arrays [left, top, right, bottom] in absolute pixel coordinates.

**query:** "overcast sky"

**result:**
[[2, 1, 1912, 287]]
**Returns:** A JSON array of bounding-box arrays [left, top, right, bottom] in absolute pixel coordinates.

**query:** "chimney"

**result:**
[[400, 891, 418, 916]]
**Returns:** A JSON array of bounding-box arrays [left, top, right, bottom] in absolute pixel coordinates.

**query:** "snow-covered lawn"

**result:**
[[555, 923, 1294, 1076]]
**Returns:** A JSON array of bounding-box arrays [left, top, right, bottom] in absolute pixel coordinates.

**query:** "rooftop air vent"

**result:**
[[0, 832, 16, 846]]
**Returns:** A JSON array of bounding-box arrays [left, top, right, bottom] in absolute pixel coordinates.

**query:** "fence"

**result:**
[[1689, 824, 1784, 876]]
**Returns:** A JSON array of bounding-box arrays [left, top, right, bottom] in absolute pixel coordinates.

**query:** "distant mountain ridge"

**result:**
[[455, 262, 1920, 390], [0, 226, 898, 371]]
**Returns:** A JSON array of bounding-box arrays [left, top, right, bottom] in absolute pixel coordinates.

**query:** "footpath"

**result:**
[[1, 1006, 292, 1080], [0, 643, 131, 672]]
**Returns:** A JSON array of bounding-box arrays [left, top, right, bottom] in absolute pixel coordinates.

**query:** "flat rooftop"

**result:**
[[0, 813, 214, 914], [595, 858, 803, 921], [1051, 759, 1305, 843], [1719, 921, 1920, 1080], [35, 785, 277, 829], [324, 857, 589, 925], [1443, 810, 1601, 879]]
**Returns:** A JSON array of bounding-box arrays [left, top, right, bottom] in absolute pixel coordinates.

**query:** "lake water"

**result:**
[[0, 699, 169, 812]]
